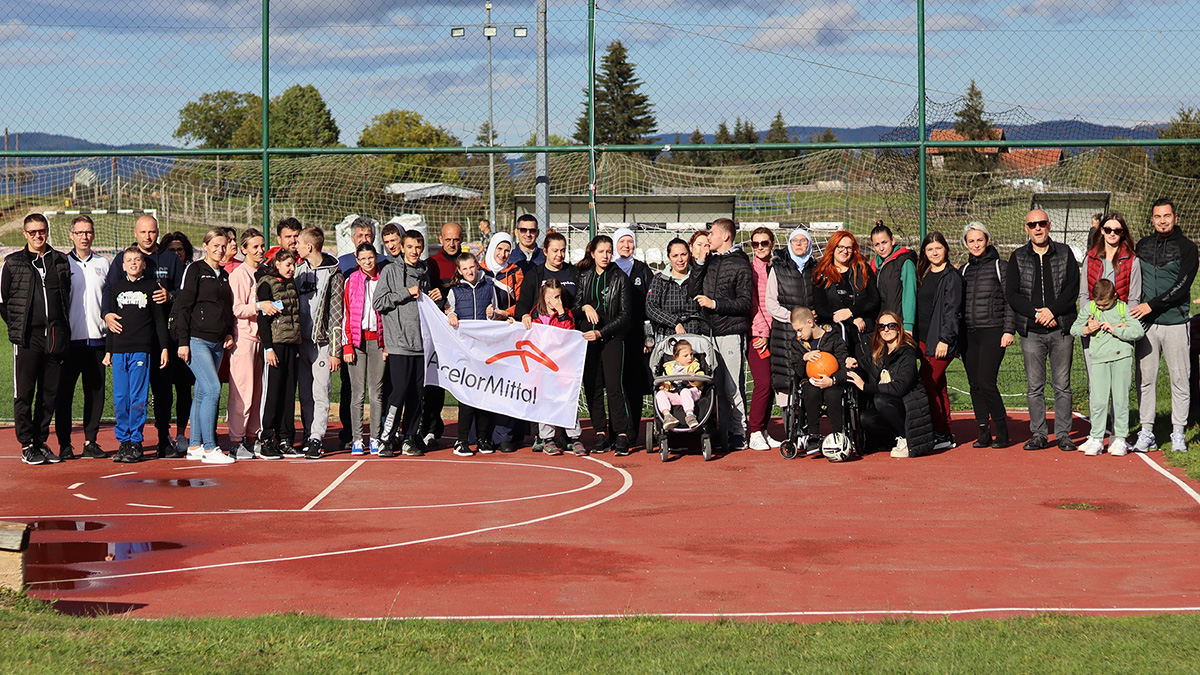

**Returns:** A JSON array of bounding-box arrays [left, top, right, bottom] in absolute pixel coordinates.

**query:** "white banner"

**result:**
[[417, 295, 585, 428]]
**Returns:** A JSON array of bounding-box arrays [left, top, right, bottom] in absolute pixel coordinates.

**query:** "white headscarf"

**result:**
[[613, 226, 636, 275], [484, 232, 514, 272]]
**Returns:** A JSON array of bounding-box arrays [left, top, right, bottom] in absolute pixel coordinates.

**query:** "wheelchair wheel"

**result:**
[[780, 439, 798, 460], [702, 434, 713, 461]]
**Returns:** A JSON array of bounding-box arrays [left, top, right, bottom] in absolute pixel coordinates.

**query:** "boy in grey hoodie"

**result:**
[[373, 230, 442, 457], [294, 227, 344, 459]]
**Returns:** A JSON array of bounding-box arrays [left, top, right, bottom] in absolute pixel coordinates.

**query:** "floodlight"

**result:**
[[451, 27, 466, 37], [484, 25, 497, 37], [514, 27, 528, 37]]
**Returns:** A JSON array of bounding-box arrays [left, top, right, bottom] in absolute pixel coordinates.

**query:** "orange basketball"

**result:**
[[806, 351, 839, 379]]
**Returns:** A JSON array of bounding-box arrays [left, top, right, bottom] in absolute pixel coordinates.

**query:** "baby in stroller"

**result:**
[[655, 339, 705, 432], [790, 307, 851, 454]]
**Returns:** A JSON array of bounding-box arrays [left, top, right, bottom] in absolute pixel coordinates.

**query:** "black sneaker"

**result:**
[[1023, 435, 1048, 451], [21, 444, 46, 465], [728, 435, 747, 451], [591, 433, 610, 454], [39, 444, 61, 464], [498, 441, 517, 454], [477, 439, 496, 455], [613, 435, 631, 457], [256, 440, 283, 460], [59, 444, 76, 461], [304, 439, 323, 460], [807, 435, 823, 455], [113, 442, 137, 464], [402, 437, 424, 457], [339, 438, 354, 452], [379, 439, 397, 458], [281, 442, 304, 458], [933, 432, 955, 451], [1057, 437, 1077, 452], [82, 442, 106, 459], [453, 441, 475, 457], [157, 438, 183, 460]]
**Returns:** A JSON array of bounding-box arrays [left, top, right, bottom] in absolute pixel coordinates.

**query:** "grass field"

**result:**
[[1, 590, 1198, 674]]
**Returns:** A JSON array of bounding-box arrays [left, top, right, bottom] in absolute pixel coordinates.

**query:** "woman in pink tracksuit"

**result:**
[[227, 228, 268, 459]]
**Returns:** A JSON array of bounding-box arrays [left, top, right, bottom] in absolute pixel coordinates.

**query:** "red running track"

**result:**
[[1, 413, 1199, 620]]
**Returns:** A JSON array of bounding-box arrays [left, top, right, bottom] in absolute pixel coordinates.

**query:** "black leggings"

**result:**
[[384, 354, 424, 441], [583, 338, 630, 438], [259, 344, 298, 442], [870, 393, 906, 436], [458, 404, 493, 444], [962, 327, 1008, 429], [802, 381, 844, 434]]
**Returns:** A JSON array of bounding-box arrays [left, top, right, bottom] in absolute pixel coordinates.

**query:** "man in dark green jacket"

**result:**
[[1130, 198, 1198, 453]]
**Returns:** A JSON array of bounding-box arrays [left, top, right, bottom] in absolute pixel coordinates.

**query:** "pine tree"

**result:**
[[811, 128, 839, 144], [713, 121, 734, 165], [687, 127, 708, 166], [573, 40, 657, 148], [946, 80, 998, 174], [1152, 107, 1200, 179], [763, 112, 794, 162], [732, 117, 759, 163]]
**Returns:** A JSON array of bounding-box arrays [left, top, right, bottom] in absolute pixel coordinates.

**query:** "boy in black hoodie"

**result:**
[[105, 247, 170, 463], [789, 307, 850, 454]]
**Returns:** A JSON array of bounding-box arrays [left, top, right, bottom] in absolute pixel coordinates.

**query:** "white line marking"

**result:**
[[0, 460, 603, 520], [301, 460, 365, 511], [27, 457, 632, 585], [100, 471, 136, 479], [68, 482, 83, 490], [171, 465, 214, 471], [126, 503, 174, 510], [71, 493, 97, 501], [1135, 453, 1200, 507], [353, 606, 1200, 621]]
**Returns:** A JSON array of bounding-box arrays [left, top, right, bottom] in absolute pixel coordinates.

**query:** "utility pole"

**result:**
[[535, 0, 549, 232]]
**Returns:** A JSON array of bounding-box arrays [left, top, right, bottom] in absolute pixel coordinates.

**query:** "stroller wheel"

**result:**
[[660, 434, 670, 462], [780, 440, 798, 460], [702, 435, 713, 461]]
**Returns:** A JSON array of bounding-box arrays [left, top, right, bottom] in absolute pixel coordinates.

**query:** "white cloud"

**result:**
[[0, 19, 32, 43], [747, 3, 861, 50], [230, 34, 457, 71], [1000, 0, 1178, 23]]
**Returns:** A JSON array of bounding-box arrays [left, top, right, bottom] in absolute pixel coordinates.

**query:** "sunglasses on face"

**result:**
[[1025, 220, 1050, 230], [518, 228, 538, 234], [1102, 226, 1123, 235], [24, 229, 48, 236], [751, 240, 772, 248], [877, 322, 900, 332]]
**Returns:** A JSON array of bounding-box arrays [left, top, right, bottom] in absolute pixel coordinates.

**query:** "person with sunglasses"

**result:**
[[1130, 198, 1197, 453], [2, 213, 73, 465], [509, 213, 546, 267], [1080, 213, 1140, 375], [1006, 210, 1080, 452], [846, 311, 935, 458], [746, 226, 782, 450]]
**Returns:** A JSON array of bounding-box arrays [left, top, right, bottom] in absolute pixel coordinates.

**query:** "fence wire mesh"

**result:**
[[2, 1, 1199, 423]]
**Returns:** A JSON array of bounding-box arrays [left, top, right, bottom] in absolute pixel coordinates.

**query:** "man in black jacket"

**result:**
[[1, 213, 73, 465], [690, 217, 753, 449], [1006, 209, 1080, 452]]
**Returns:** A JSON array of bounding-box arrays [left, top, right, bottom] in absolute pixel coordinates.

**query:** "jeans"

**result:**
[[187, 337, 225, 450], [1020, 331, 1074, 440]]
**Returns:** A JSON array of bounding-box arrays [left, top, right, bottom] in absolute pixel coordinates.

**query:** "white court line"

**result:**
[[356, 606, 1200, 621], [1135, 453, 1200, 507], [0, 460, 604, 521], [126, 503, 173, 510], [301, 460, 365, 511], [27, 457, 633, 585], [171, 465, 213, 471], [67, 482, 83, 490], [100, 471, 137, 479], [71, 493, 96, 501]]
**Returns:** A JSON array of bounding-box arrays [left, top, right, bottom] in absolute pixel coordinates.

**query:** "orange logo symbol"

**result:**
[[485, 340, 559, 372]]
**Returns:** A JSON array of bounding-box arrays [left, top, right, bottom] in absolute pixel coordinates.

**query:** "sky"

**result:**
[[0, 0, 1195, 148]]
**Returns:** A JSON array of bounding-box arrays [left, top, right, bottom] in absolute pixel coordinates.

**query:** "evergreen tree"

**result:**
[[1152, 107, 1200, 179], [946, 80, 998, 174], [713, 121, 734, 165], [763, 112, 794, 162], [687, 127, 708, 167], [732, 117, 759, 163], [573, 41, 658, 148], [811, 128, 839, 144]]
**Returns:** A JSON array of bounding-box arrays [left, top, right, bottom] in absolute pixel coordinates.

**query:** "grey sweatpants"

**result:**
[[713, 333, 748, 439], [1020, 330, 1074, 440], [347, 341, 387, 441], [538, 421, 581, 442], [1137, 322, 1191, 430], [299, 341, 334, 442]]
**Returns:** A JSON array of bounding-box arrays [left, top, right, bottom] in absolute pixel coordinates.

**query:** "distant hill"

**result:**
[[654, 120, 1162, 145], [2, 133, 178, 197]]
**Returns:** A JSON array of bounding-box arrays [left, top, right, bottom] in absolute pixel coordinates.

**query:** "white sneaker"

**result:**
[[1133, 430, 1156, 453], [890, 437, 910, 458], [1080, 438, 1104, 456], [186, 445, 204, 460], [1108, 438, 1128, 456], [1170, 431, 1188, 453], [201, 449, 234, 464], [766, 434, 782, 448], [748, 431, 770, 451]]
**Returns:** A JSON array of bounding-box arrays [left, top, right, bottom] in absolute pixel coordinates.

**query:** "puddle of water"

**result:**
[[25, 541, 185, 591], [123, 478, 218, 488], [30, 520, 107, 532]]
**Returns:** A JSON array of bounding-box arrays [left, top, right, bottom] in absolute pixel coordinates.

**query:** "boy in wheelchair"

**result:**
[[789, 307, 852, 455]]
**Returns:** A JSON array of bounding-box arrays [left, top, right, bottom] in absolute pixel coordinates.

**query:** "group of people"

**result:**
[[2, 198, 1194, 466]]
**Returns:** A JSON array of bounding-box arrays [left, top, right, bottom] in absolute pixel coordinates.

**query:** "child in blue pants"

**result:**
[[105, 247, 170, 463]]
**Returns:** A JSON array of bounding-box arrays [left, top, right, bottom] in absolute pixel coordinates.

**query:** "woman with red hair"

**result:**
[[812, 231, 880, 358]]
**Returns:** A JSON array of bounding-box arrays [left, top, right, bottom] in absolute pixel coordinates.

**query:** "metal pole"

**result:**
[[917, 0, 927, 240], [261, 0, 271, 244], [486, 2, 497, 231], [535, 0, 549, 232], [586, 0, 597, 237]]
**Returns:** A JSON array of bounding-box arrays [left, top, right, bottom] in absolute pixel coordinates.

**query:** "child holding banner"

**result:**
[[445, 252, 501, 457], [527, 280, 585, 456]]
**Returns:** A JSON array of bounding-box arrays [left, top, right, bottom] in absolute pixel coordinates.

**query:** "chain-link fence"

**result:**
[[2, 1, 1198, 423]]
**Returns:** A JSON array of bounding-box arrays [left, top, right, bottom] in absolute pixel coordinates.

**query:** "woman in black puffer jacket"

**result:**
[[575, 235, 634, 456], [959, 222, 1017, 448], [846, 310, 935, 458]]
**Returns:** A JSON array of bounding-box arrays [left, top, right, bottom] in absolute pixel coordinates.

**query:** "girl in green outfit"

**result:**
[[1071, 279, 1144, 457]]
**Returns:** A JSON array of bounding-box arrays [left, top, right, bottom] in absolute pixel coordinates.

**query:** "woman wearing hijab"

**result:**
[[613, 227, 654, 445], [482, 231, 527, 449], [765, 227, 814, 426]]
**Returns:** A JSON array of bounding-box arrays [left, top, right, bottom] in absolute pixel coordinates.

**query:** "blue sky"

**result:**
[[1, 0, 1195, 147]]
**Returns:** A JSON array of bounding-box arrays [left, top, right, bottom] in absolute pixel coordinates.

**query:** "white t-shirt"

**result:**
[[68, 250, 110, 341]]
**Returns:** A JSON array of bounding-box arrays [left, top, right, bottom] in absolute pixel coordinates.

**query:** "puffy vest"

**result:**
[[452, 277, 495, 321], [1012, 241, 1075, 335], [258, 274, 301, 345], [768, 254, 813, 392], [872, 248, 916, 324], [1084, 246, 1134, 302]]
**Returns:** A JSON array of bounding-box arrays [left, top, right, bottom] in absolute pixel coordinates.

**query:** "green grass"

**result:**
[[2, 590, 1199, 674]]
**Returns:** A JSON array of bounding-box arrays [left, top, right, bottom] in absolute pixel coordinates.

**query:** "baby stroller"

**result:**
[[778, 324, 864, 461], [644, 333, 720, 462]]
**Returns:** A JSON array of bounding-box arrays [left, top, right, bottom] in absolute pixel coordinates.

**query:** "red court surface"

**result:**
[[2, 413, 1199, 621]]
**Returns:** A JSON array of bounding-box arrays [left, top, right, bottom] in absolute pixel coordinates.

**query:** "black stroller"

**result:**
[[644, 333, 720, 462]]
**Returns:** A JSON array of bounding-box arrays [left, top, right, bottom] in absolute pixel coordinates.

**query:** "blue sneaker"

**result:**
[[351, 440, 365, 456], [369, 438, 381, 455]]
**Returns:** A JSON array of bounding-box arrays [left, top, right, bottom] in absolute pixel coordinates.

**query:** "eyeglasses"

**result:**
[[834, 245, 854, 252], [1025, 220, 1050, 230], [877, 322, 900, 332], [1101, 226, 1123, 235], [24, 228, 48, 236], [72, 230, 95, 236], [751, 240, 772, 248], [517, 227, 538, 234]]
